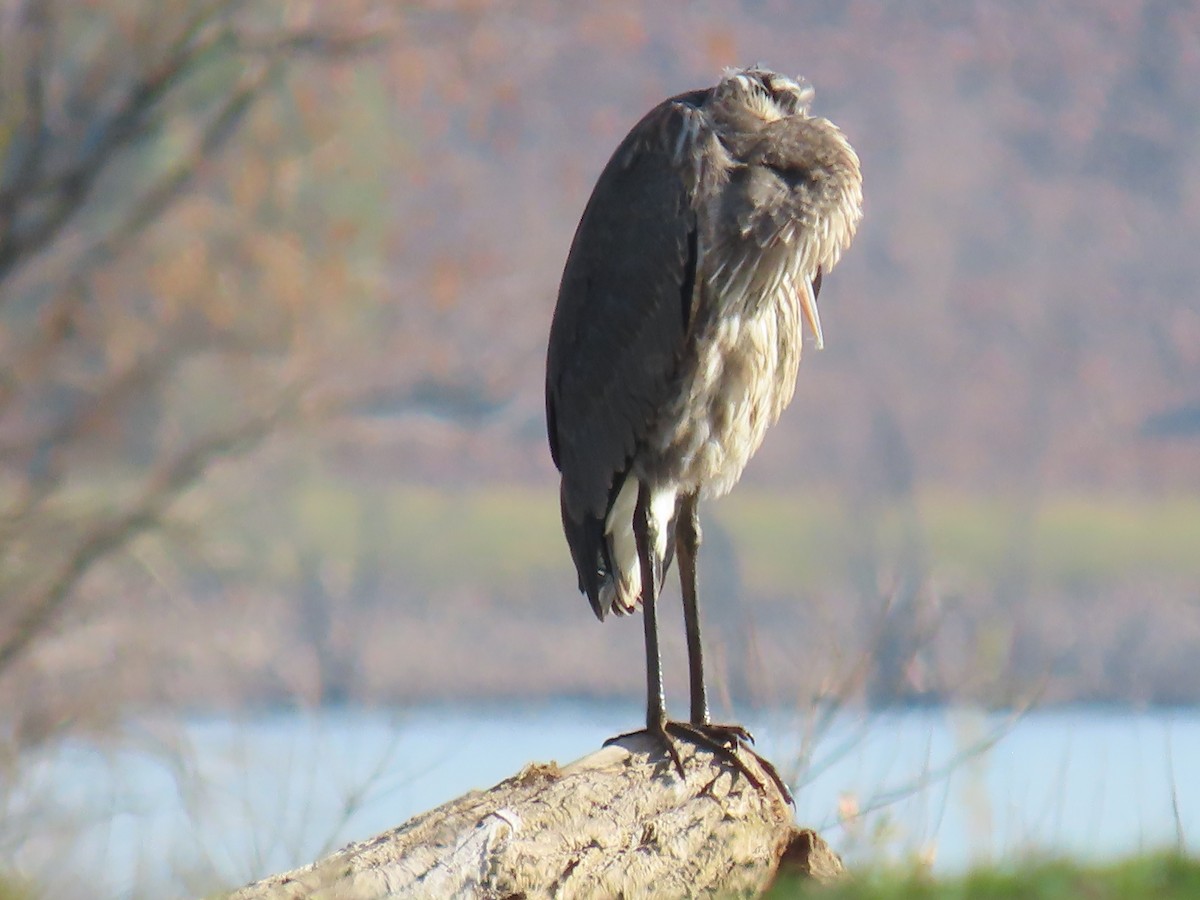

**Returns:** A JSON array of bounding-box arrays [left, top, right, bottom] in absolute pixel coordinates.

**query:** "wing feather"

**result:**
[[546, 94, 712, 603]]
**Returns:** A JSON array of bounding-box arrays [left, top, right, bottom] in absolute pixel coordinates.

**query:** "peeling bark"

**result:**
[[224, 732, 843, 899]]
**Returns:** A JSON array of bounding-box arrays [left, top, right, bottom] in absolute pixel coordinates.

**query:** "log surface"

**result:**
[[225, 732, 842, 899]]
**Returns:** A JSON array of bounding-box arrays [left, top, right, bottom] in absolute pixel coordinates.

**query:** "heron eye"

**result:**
[[773, 165, 814, 191]]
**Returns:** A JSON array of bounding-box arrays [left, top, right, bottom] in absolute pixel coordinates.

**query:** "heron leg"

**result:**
[[604, 485, 790, 801], [674, 493, 794, 804], [605, 483, 685, 776], [633, 480, 685, 775], [677, 493, 711, 725], [679, 494, 748, 738]]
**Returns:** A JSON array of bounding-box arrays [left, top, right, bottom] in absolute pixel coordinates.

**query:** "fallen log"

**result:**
[[224, 732, 843, 899]]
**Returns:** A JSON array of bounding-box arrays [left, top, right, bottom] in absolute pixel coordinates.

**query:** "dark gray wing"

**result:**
[[547, 94, 711, 517], [546, 92, 711, 603]]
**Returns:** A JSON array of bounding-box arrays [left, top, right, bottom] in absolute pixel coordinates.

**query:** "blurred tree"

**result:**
[[0, 0, 391, 737]]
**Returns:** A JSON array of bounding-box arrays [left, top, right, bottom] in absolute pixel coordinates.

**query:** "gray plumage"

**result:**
[[547, 67, 862, 626]]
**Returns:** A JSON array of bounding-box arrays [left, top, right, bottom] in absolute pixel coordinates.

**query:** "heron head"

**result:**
[[715, 66, 814, 122]]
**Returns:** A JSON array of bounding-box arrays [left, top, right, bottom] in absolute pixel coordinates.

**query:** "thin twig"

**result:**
[[0, 4, 239, 284], [0, 0, 53, 237], [0, 53, 280, 420], [0, 398, 296, 675]]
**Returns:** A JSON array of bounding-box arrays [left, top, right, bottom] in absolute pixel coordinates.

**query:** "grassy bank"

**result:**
[[270, 482, 1200, 593], [75, 478, 1194, 707], [772, 853, 1200, 898]]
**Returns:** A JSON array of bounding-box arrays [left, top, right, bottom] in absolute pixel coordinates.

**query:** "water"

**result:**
[[5, 703, 1197, 898]]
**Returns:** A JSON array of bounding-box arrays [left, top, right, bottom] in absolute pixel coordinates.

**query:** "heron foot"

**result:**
[[685, 720, 754, 746], [668, 721, 792, 805], [605, 716, 686, 778], [681, 724, 792, 806], [605, 720, 793, 805]]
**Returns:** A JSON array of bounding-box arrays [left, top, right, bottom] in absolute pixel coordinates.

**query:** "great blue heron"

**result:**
[[545, 67, 862, 792]]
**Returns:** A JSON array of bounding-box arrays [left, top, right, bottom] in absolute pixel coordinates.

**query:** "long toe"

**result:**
[[605, 723, 687, 779], [667, 721, 793, 805], [692, 721, 755, 746], [743, 748, 793, 805]]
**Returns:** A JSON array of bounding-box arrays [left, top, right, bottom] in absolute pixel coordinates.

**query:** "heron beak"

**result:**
[[800, 277, 824, 350]]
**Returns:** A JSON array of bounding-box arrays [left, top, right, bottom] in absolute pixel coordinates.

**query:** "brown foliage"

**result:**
[[0, 0, 395, 741]]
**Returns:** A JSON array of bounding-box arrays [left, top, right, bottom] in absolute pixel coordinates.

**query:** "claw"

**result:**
[[667, 721, 767, 794], [607, 721, 793, 805], [605, 720, 686, 778], [680, 722, 792, 804], [693, 721, 754, 746]]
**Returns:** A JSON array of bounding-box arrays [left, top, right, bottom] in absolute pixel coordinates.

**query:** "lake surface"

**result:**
[[7, 702, 1198, 898]]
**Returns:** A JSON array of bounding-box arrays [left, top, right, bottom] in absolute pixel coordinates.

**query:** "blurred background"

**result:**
[[1, 0, 1198, 895]]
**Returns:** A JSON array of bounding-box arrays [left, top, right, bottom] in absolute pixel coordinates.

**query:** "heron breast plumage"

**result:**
[[643, 257, 805, 499], [601, 237, 812, 616]]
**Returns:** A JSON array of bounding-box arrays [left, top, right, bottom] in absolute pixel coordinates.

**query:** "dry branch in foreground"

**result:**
[[224, 732, 843, 899]]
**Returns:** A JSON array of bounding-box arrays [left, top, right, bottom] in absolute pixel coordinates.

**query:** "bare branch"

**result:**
[[0, 396, 296, 676], [230, 12, 395, 58], [0, 332, 217, 535], [60, 54, 282, 283], [0, 0, 395, 288], [0, 51, 280, 423], [0, 0, 241, 285], [0, 0, 52, 243], [0, 0, 394, 696]]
